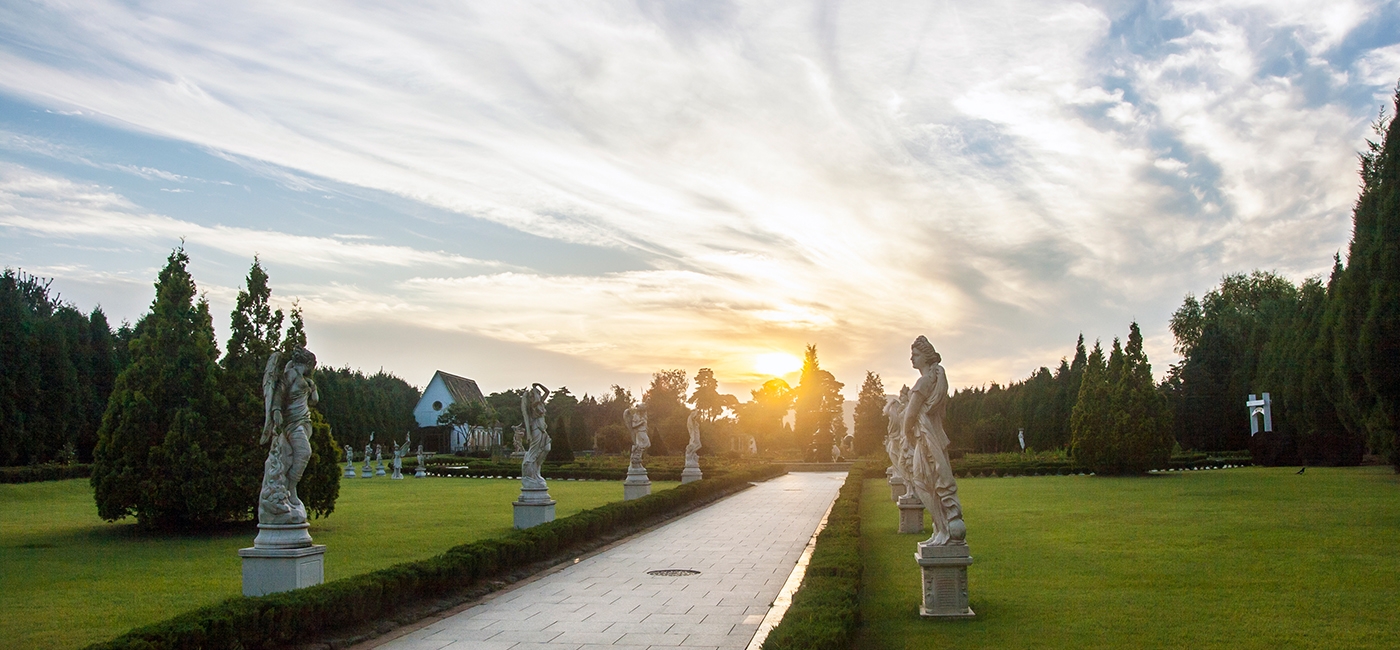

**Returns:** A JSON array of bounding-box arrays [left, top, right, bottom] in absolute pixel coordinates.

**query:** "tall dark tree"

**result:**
[[91, 248, 241, 528], [688, 368, 737, 422], [220, 259, 286, 520], [1069, 340, 1110, 472], [792, 345, 845, 460], [852, 372, 888, 456], [1331, 90, 1400, 469], [737, 378, 793, 452], [1112, 323, 1174, 473], [643, 369, 688, 455]]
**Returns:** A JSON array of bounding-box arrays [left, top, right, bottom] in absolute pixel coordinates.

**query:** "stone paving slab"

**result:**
[[376, 471, 846, 650]]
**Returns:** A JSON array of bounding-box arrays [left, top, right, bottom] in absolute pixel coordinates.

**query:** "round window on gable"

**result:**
[[432, 401, 443, 411]]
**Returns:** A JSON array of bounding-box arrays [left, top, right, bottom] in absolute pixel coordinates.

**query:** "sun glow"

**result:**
[[753, 352, 802, 377]]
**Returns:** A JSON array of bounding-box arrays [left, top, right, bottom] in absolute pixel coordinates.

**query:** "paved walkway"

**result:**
[[379, 471, 847, 650]]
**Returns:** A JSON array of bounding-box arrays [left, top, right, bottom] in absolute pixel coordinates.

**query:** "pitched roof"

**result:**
[[436, 371, 485, 404]]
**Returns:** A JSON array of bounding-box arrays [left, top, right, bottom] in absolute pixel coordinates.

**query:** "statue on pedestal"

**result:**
[[415, 444, 428, 478], [902, 336, 965, 546], [681, 410, 703, 483], [374, 444, 385, 476], [520, 383, 551, 490], [624, 402, 650, 470], [511, 425, 525, 455], [390, 439, 404, 479], [362, 439, 373, 478], [256, 348, 318, 526], [343, 444, 356, 478]]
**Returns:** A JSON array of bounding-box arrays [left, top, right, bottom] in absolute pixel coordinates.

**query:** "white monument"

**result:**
[[361, 439, 373, 478], [342, 445, 356, 478], [902, 336, 974, 618], [239, 348, 326, 596], [1247, 393, 1273, 435], [681, 410, 703, 484], [513, 383, 556, 529], [374, 444, 386, 476], [414, 444, 428, 478], [622, 402, 652, 500], [885, 387, 924, 533]]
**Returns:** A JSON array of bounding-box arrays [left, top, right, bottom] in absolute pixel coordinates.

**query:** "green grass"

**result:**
[[0, 476, 678, 650], [858, 467, 1399, 649]]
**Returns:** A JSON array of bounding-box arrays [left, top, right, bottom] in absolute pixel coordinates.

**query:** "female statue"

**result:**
[[257, 348, 318, 525], [902, 336, 966, 546], [623, 402, 650, 470], [519, 383, 551, 489]]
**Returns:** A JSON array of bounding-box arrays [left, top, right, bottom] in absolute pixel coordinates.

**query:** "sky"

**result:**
[[2, 0, 1399, 401]]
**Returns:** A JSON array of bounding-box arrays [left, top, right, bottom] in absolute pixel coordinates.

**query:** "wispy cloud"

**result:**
[[0, 0, 1396, 391]]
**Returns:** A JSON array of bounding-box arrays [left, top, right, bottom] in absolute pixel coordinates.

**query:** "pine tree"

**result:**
[[221, 258, 285, 521], [1070, 341, 1110, 472], [852, 371, 887, 456], [91, 248, 240, 528], [302, 410, 341, 519], [1113, 323, 1174, 473]]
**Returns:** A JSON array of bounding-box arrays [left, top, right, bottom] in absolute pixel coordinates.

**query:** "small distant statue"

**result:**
[[884, 387, 912, 483], [684, 410, 702, 465], [362, 439, 374, 477], [623, 402, 650, 470], [374, 444, 385, 476], [415, 444, 428, 478], [511, 425, 525, 454], [520, 383, 551, 490], [748, 436, 757, 455], [831, 443, 842, 463], [343, 444, 356, 475], [902, 336, 966, 547], [256, 347, 318, 525], [390, 439, 405, 479]]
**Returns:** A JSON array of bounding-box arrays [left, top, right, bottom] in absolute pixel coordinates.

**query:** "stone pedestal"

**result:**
[[623, 466, 652, 500], [375, 462, 386, 476], [513, 486, 556, 529], [889, 475, 906, 501], [414, 465, 427, 478], [680, 465, 703, 484], [915, 542, 974, 618], [238, 523, 326, 597], [391, 466, 403, 479], [361, 462, 372, 478], [343, 463, 356, 478], [897, 496, 925, 534]]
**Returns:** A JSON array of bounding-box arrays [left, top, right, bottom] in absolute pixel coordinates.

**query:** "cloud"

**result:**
[[1, 0, 1396, 392]]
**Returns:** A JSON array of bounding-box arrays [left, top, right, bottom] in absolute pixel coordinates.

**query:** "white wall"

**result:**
[[413, 374, 455, 427]]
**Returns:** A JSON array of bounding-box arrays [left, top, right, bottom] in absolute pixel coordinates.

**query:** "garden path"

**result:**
[[372, 471, 846, 650]]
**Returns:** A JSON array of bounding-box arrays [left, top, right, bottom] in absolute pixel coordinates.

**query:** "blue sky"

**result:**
[[2, 0, 1398, 398]]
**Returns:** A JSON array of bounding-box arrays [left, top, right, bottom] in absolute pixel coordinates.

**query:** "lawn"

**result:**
[[857, 466, 1399, 649], [0, 476, 678, 650]]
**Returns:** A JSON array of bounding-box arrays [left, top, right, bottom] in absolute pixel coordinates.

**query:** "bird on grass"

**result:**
[[1296, 467, 1306, 475]]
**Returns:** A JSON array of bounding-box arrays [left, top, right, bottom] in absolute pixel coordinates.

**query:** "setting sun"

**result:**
[[754, 352, 802, 377]]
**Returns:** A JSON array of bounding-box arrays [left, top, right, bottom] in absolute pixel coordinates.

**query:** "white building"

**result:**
[[413, 370, 489, 452]]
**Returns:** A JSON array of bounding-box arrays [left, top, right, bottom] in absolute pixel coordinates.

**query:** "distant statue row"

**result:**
[[884, 336, 966, 547], [342, 438, 427, 480]]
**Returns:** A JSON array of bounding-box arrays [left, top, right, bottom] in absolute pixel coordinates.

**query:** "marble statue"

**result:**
[[902, 336, 965, 546], [512, 425, 525, 454], [681, 410, 703, 483], [374, 444, 386, 476], [624, 402, 650, 470], [390, 439, 404, 479], [256, 348, 318, 526], [343, 444, 356, 478], [415, 444, 427, 478], [884, 387, 912, 497], [748, 436, 757, 454], [362, 439, 373, 478], [520, 383, 551, 490]]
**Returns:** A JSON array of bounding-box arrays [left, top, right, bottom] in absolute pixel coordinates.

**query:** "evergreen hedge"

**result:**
[[0, 463, 92, 484], [85, 464, 784, 650], [761, 462, 865, 650]]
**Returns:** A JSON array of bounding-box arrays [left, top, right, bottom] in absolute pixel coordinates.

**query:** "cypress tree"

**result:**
[[1070, 341, 1110, 471], [221, 258, 284, 519], [91, 248, 241, 528], [1113, 323, 1174, 473], [852, 371, 888, 457]]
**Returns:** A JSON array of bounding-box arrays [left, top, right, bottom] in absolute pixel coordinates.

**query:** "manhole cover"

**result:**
[[647, 569, 701, 577]]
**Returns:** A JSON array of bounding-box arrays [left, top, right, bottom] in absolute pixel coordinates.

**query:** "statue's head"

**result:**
[[910, 335, 940, 368], [289, 347, 317, 373]]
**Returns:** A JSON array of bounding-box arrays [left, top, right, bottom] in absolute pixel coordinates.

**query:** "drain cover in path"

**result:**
[[647, 569, 701, 576]]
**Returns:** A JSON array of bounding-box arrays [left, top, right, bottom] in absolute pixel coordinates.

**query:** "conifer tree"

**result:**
[[852, 371, 887, 456], [1112, 323, 1173, 473], [91, 248, 240, 527], [221, 258, 285, 519], [1070, 341, 1110, 471]]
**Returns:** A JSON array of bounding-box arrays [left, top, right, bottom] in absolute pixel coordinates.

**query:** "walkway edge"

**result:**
[[745, 491, 839, 650]]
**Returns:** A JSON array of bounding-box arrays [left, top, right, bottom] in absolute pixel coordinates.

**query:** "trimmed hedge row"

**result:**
[[761, 462, 866, 650], [947, 451, 1254, 478], [87, 464, 786, 650], [0, 463, 92, 484], [428, 466, 685, 482]]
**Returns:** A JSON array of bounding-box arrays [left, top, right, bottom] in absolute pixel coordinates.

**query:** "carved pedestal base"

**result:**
[[239, 523, 325, 597], [415, 466, 427, 478], [889, 476, 906, 501], [361, 464, 373, 478], [897, 496, 925, 534], [513, 486, 556, 529], [343, 464, 356, 478], [375, 463, 386, 477], [915, 542, 975, 618], [680, 465, 703, 484], [624, 466, 652, 500], [391, 467, 403, 479]]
